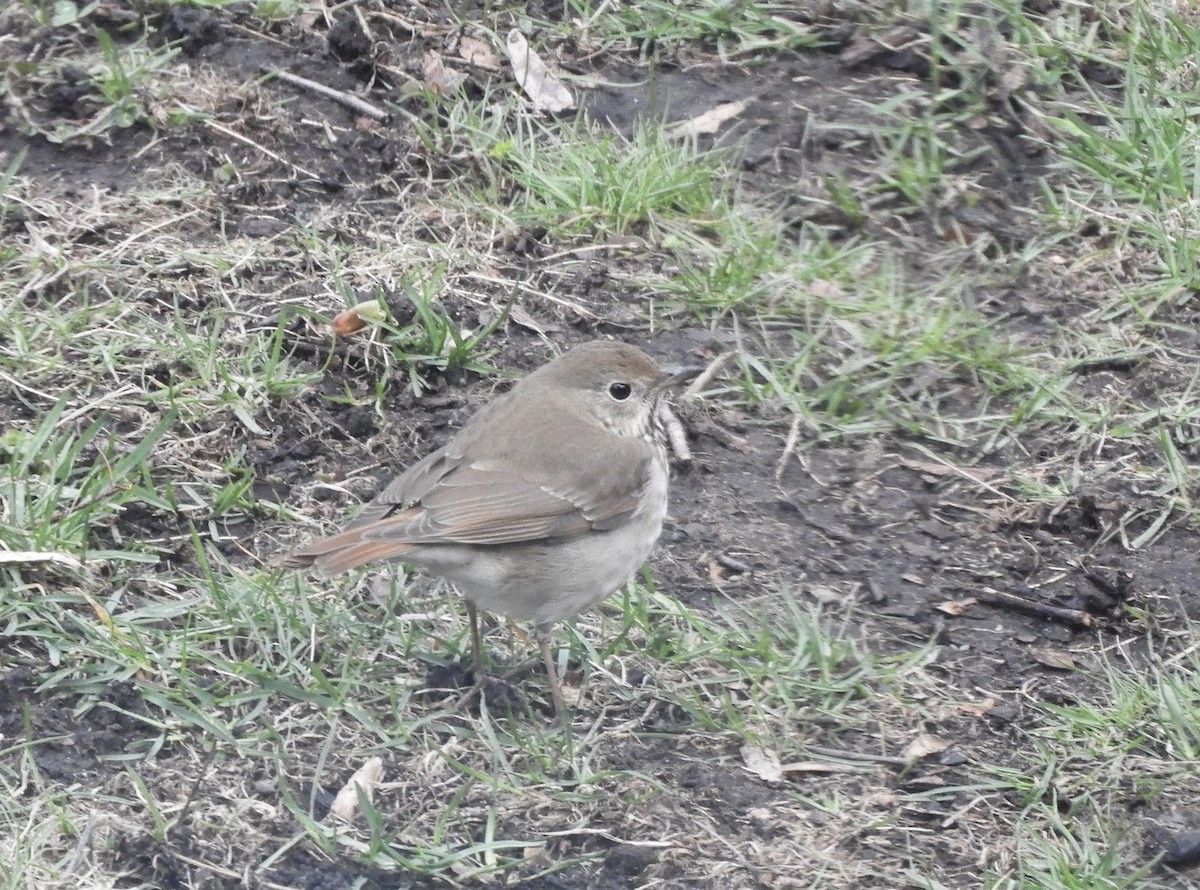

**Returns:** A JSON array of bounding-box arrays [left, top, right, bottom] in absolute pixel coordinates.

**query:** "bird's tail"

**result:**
[[282, 527, 415, 577]]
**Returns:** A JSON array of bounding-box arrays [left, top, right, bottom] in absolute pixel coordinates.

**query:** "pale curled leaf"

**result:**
[[706, 559, 726, 587], [232, 403, 267, 436], [806, 584, 843, 604], [959, 697, 997, 718], [899, 457, 1001, 482], [805, 278, 846, 301], [328, 756, 384, 823], [935, 597, 976, 616], [458, 35, 499, 68], [666, 100, 748, 139], [0, 550, 84, 569], [507, 304, 557, 336], [505, 30, 574, 113], [1031, 647, 1076, 670], [422, 51, 466, 96], [901, 733, 950, 762], [741, 744, 783, 783]]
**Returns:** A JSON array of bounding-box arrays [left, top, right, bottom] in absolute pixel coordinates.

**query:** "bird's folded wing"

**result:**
[[358, 461, 645, 546], [345, 448, 453, 530]]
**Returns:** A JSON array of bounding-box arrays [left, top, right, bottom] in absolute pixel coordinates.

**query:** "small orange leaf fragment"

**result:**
[[332, 301, 388, 336]]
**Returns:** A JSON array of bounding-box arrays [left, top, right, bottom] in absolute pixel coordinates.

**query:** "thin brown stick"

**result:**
[[802, 745, 907, 766], [978, 587, 1096, 629], [776, 412, 804, 481], [204, 120, 320, 179], [682, 350, 732, 398], [262, 68, 389, 120]]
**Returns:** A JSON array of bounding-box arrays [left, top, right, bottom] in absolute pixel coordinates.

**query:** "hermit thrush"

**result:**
[[286, 340, 690, 718]]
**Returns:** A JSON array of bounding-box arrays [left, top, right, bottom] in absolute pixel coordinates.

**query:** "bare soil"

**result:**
[[3, 3, 1199, 888]]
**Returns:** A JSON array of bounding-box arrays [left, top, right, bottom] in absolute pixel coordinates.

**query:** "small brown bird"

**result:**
[[286, 340, 690, 718]]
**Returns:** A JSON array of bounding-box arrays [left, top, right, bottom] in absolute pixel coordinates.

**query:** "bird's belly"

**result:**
[[411, 476, 669, 629]]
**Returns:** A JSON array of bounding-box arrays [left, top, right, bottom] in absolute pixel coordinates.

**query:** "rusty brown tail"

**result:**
[[283, 528, 415, 577]]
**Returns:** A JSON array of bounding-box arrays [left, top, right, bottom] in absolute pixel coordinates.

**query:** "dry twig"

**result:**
[[262, 68, 389, 120], [978, 587, 1096, 629]]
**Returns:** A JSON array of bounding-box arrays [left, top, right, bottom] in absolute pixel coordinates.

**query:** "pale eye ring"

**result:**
[[608, 382, 632, 401]]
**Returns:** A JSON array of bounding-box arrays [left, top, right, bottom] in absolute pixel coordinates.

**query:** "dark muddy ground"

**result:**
[[4, 2, 1199, 888]]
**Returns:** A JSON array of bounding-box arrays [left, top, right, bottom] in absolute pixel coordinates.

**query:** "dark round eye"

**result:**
[[608, 382, 632, 401]]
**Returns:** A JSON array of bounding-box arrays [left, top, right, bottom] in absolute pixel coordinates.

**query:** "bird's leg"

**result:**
[[467, 600, 486, 685], [538, 627, 567, 723], [461, 608, 568, 723], [452, 601, 490, 712]]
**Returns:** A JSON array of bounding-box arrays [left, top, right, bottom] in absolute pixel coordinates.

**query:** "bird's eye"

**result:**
[[608, 382, 633, 401]]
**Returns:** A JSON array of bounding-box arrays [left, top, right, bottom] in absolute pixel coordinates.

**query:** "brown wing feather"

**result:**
[[356, 461, 637, 546], [344, 449, 456, 530]]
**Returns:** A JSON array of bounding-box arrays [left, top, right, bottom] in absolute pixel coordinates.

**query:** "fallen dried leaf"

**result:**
[[898, 457, 1001, 482], [838, 25, 921, 67], [508, 304, 558, 336], [805, 278, 846, 301], [741, 744, 783, 783], [666, 100, 748, 139], [328, 757, 384, 823], [707, 560, 726, 586], [505, 29, 574, 112], [935, 597, 976, 616], [332, 300, 388, 336], [0, 550, 85, 569], [902, 733, 951, 762], [422, 50, 465, 95], [807, 585, 843, 604], [1030, 647, 1076, 670], [959, 697, 997, 717], [522, 845, 552, 866], [458, 34, 499, 68]]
